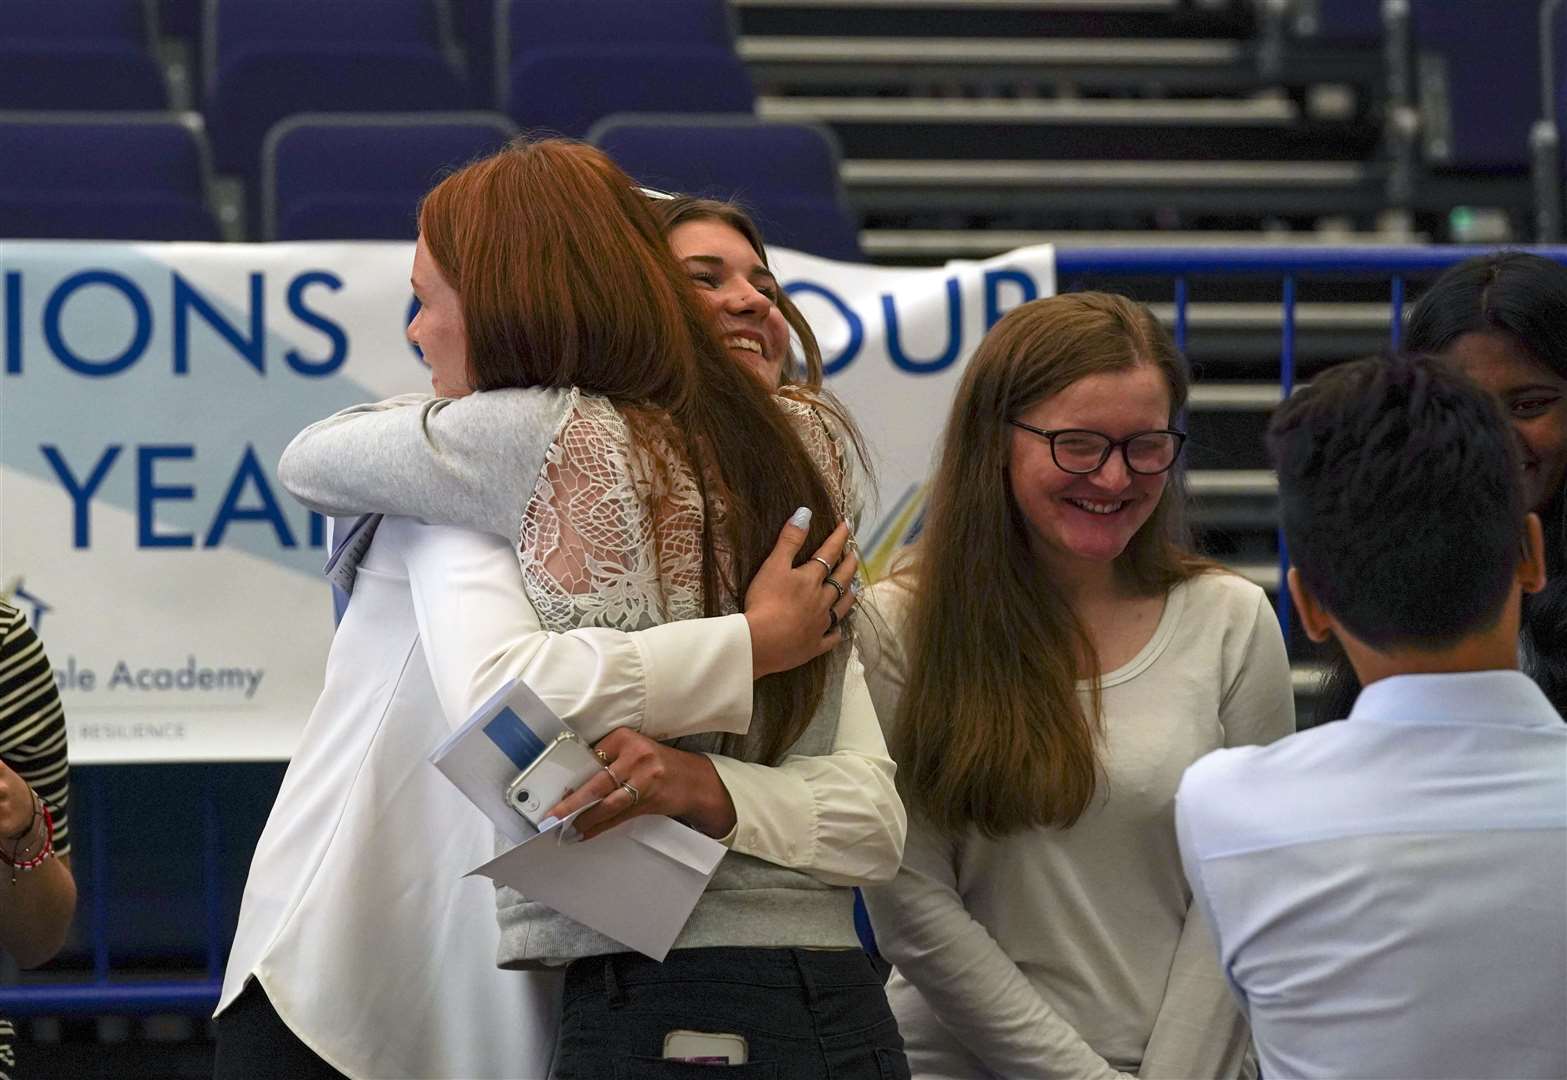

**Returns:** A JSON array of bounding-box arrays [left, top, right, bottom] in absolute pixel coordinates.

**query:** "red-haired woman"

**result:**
[[218, 140, 907, 1079], [859, 293, 1294, 1079]]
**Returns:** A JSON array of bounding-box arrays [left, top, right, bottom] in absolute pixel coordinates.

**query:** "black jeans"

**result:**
[[554, 947, 909, 1079], [213, 980, 348, 1080]]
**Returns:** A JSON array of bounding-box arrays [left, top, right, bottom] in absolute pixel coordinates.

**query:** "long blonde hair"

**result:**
[[891, 292, 1207, 836]]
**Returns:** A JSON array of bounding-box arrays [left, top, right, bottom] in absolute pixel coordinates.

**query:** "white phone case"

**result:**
[[504, 732, 602, 826]]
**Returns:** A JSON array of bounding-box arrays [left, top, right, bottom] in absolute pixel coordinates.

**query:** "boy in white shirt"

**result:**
[[1176, 352, 1567, 1080]]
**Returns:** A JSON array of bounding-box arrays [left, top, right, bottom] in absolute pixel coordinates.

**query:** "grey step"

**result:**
[[759, 95, 1298, 125], [741, 35, 1242, 66], [1189, 469, 1277, 496], [861, 227, 1419, 258], [1142, 302, 1391, 331], [1187, 383, 1285, 411], [734, 0, 1178, 10], [1232, 562, 1282, 591], [843, 159, 1365, 187]]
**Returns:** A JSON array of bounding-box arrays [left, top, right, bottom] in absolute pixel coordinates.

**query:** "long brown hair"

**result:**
[[419, 139, 839, 764], [891, 292, 1207, 836]]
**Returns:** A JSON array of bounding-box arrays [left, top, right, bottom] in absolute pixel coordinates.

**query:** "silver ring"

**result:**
[[809, 556, 834, 577], [602, 764, 621, 785], [823, 577, 846, 602], [619, 781, 640, 807]]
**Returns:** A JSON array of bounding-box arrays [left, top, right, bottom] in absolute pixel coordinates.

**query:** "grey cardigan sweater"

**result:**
[[278, 388, 872, 964]]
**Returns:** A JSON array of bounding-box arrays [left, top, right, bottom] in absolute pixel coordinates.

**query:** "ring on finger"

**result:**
[[809, 555, 835, 577], [602, 763, 621, 786], [594, 747, 612, 767], [823, 576, 846, 602], [619, 781, 640, 807]]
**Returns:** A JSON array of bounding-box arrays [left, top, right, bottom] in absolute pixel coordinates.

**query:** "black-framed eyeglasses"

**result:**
[[1009, 421, 1187, 476]]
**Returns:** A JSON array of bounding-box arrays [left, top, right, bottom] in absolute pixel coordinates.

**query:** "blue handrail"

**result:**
[[1055, 244, 1567, 274]]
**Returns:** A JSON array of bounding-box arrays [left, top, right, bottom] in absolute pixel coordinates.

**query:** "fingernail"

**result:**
[[789, 506, 812, 529], [850, 578, 863, 597], [537, 816, 559, 831]]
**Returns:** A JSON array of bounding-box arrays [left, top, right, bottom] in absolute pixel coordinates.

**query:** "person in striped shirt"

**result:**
[[0, 598, 74, 966]]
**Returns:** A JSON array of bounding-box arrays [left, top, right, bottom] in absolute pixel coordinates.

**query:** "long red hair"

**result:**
[[419, 139, 840, 763]]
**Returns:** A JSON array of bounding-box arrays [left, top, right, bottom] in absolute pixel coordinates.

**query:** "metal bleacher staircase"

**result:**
[[727, 0, 1468, 713]]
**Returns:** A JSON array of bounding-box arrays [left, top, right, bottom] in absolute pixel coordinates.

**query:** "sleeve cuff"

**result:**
[[705, 753, 818, 868], [634, 613, 755, 741]]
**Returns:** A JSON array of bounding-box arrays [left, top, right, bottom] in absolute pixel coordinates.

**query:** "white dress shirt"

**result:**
[[1177, 668, 1567, 1080]]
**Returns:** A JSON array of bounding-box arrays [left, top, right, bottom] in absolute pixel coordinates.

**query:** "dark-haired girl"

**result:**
[[1319, 252, 1567, 720]]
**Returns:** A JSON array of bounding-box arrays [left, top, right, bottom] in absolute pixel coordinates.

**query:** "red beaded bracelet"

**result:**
[[0, 794, 55, 884]]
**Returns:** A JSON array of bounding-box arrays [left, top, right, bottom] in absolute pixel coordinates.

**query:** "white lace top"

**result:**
[[520, 390, 854, 639]]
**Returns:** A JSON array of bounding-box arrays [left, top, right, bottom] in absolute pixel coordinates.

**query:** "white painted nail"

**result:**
[[537, 816, 559, 831], [789, 506, 812, 530]]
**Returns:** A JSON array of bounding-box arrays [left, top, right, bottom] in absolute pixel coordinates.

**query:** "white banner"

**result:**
[[0, 241, 1054, 762]]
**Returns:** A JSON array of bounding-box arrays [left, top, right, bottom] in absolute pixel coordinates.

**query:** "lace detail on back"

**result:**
[[519, 389, 850, 636], [776, 394, 854, 528]]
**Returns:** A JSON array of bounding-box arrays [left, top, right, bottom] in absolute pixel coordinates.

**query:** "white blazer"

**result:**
[[218, 520, 561, 1079], [219, 515, 763, 1078]]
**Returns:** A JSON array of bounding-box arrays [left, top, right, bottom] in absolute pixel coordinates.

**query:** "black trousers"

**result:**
[[213, 980, 348, 1080]]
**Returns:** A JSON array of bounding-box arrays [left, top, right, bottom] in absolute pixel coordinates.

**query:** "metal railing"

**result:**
[[1056, 244, 1567, 634]]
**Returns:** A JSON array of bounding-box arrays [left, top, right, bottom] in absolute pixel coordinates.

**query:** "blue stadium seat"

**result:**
[[1295, 0, 1384, 45], [494, 0, 735, 107], [590, 115, 863, 262], [0, 45, 168, 111], [1414, 0, 1540, 171], [451, 0, 501, 109], [162, 0, 200, 39], [261, 112, 518, 239], [208, 45, 468, 179], [203, 0, 446, 103], [505, 45, 753, 139], [0, 113, 219, 240], [2, 0, 156, 48]]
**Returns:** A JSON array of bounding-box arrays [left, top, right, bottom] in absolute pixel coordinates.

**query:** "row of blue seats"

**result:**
[[3, 0, 750, 233], [0, 112, 865, 260], [3, 0, 735, 110]]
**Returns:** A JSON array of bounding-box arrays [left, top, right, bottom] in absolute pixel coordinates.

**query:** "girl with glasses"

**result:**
[[857, 292, 1295, 1079]]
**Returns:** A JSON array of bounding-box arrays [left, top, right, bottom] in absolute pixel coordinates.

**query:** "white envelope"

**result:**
[[469, 807, 726, 961], [429, 677, 573, 846]]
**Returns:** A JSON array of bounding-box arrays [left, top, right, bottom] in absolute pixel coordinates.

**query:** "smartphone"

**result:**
[[662, 1030, 748, 1065], [504, 731, 602, 827]]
